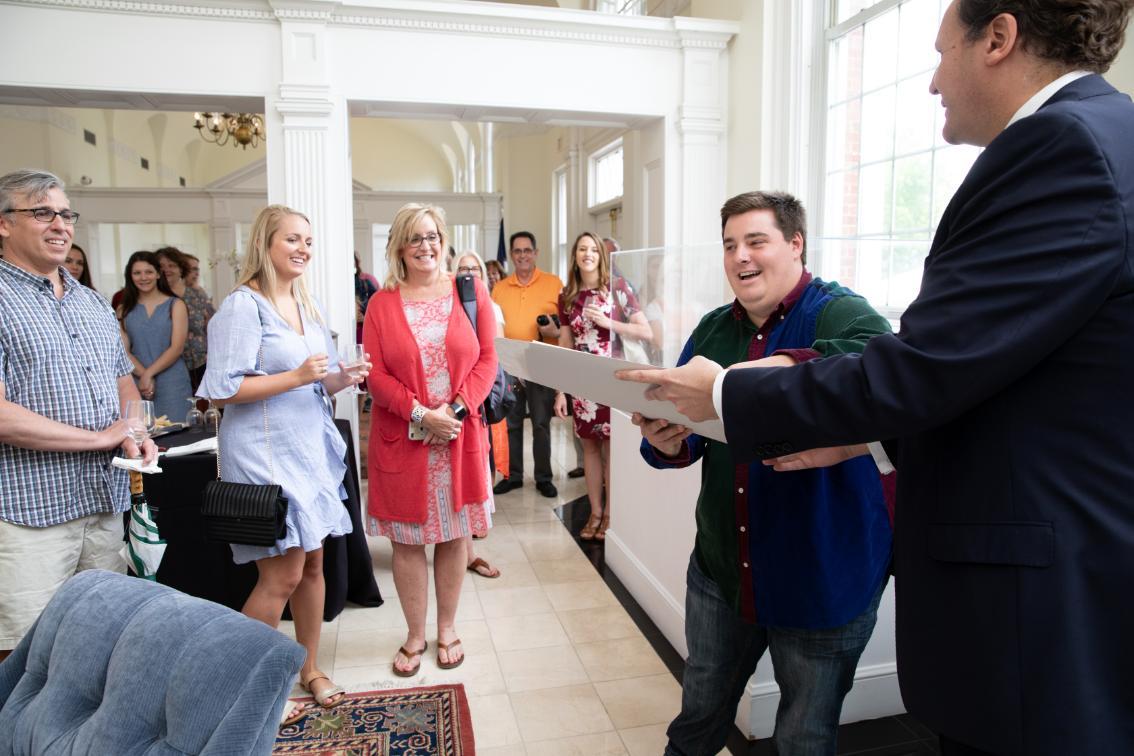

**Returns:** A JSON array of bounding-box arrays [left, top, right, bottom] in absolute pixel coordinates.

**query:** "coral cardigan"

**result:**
[[363, 276, 498, 524]]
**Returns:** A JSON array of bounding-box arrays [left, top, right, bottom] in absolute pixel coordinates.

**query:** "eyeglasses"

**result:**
[[6, 207, 81, 225], [408, 233, 441, 248], [511, 248, 535, 256], [456, 265, 481, 275]]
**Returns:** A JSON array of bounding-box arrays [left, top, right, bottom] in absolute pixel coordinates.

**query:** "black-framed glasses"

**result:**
[[6, 208, 81, 225], [408, 232, 441, 248], [456, 265, 481, 275]]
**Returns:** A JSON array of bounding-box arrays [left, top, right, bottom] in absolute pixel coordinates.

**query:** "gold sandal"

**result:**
[[580, 513, 602, 540], [595, 513, 610, 541]]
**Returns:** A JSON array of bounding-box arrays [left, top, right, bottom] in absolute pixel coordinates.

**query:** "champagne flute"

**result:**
[[123, 399, 155, 450], [203, 400, 221, 431], [341, 344, 366, 395], [185, 397, 204, 429]]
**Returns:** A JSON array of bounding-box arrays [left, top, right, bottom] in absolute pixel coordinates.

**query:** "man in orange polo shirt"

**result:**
[[491, 231, 564, 498]]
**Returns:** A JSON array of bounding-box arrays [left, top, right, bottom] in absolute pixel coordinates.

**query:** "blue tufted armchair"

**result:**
[[0, 570, 306, 755]]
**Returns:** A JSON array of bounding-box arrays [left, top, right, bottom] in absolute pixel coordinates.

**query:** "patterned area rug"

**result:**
[[274, 683, 475, 755]]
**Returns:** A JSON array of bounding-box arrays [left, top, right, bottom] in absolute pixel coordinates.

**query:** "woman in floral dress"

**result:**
[[554, 232, 653, 539], [364, 203, 497, 676]]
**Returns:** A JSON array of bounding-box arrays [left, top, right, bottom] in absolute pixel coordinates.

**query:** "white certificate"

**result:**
[[496, 337, 727, 443]]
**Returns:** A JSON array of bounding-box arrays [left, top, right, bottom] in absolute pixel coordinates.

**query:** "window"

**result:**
[[590, 140, 624, 207], [815, 0, 980, 315], [596, 0, 644, 15]]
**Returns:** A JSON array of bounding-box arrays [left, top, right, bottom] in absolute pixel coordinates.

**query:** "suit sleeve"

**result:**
[[724, 110, 1127, 462]]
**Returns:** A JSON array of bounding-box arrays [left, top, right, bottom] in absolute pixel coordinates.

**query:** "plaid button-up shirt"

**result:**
[[0, 258, 132, 527]]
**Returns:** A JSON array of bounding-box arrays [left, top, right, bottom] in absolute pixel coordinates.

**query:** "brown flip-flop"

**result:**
[[467, 557, 500, 578], [437, 638, 464, 670], [393, 642, 428, 678]]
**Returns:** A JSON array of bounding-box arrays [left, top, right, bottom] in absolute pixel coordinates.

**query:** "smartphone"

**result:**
[[408, 421, 427, 441]]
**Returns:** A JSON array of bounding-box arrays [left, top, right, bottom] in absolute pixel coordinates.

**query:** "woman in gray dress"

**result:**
[[117, 251, 192, 422], [198, 205, 369, 726]]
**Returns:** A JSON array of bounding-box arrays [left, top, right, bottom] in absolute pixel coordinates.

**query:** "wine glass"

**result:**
[[341, 344, 366, 395], [123, 399, 155, 448], [203, 400, 221, 432], [185, 397, 204, 429]]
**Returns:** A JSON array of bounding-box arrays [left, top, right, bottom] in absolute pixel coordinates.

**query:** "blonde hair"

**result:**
[[235, 204, 323, 326], [561, 231, 609, 312], [453, 249, 488, 281], [384, 203, 449, 290]]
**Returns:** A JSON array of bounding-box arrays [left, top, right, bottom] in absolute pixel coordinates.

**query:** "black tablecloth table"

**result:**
[[137, 419, 383, 620]]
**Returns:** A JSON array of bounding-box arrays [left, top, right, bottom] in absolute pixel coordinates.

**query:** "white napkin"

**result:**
[[112, 457, 163, 474], [160, 436, 218, 457]]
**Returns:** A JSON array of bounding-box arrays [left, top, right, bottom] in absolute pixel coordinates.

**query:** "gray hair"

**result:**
[[0, 170, 65, 214]]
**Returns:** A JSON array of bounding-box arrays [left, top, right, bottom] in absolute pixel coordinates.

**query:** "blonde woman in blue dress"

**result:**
[[198, 205, 369, 726]]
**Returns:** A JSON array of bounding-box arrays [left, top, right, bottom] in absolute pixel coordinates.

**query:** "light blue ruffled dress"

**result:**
[[197, 286, 352, 564], [122, 297, 193, 423]]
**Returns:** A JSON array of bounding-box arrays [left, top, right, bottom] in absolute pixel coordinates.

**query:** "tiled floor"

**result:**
[[279, 418, 688, 755], [282, 415, 938, 755]]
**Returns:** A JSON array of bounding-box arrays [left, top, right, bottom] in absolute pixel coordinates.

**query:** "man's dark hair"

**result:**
[[957, 0, 1133, 73], [509, 231, 537, 251], [720, 191, 807, 264]]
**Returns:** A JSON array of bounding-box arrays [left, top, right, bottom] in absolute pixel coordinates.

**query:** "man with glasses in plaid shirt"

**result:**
[[0, 169, 157, 662]]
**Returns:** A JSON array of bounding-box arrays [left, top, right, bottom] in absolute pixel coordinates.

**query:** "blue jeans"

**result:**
[[665, 554, 885, 756]]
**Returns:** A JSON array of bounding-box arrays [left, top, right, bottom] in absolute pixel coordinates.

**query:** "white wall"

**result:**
[[350, 119, 455, 191]]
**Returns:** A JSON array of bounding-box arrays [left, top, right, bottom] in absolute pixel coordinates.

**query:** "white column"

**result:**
[[480, 194, 503, 268], [207, 196, 238, 297], [674, 20, 730, 246], [267, 0, 357, 433]]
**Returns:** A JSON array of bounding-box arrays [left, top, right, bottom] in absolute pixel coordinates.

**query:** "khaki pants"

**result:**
[[0, 512, 125, 650]]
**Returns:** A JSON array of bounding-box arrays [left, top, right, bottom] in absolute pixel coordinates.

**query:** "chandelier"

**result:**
[[192, 112, 266, 149]]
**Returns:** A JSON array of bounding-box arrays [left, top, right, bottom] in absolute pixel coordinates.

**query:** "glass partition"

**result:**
[[611, 244, 731, 367]]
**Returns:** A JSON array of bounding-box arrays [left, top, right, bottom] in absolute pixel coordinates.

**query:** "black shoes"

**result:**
[[567, 467, 585, 479], [492, 478, 558, 498], [493, 478, 522, 495]]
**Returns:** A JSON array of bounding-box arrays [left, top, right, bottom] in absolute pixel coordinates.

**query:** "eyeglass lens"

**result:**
[[409, 233, 440, 247]]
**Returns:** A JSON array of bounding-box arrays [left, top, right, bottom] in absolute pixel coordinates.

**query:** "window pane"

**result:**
[[931, 145, 980, 227], [836, 0, 874, 24], [898, 0, 940, 75], [593, 146, 623, 205], [861, 7, 899, 92], [894, 72, 935, 155], [827, 29, 862, 104], [858, 162, 893, 236], [893, 153, 931, 233], [860, 87, 896, 164]]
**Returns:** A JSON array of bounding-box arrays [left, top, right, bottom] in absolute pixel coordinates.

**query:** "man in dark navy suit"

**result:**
[[620, 1, 1134, 754]]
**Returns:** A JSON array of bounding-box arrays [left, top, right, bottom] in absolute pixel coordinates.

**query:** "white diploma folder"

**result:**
[[496, 337, 727, 443]]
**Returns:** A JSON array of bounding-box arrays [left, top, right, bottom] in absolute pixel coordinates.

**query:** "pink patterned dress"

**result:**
[[558, 281, 641, 441], [367, 293, 493, 544]]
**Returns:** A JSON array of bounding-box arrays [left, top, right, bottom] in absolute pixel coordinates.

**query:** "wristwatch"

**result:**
[[410, 405, 428, 424], [450, 402, 469, 421]]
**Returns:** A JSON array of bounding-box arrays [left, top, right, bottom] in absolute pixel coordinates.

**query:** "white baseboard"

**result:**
[[736, 662, 905, 740], [603, 529, 689, 658]]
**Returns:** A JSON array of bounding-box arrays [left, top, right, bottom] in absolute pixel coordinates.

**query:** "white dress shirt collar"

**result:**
[[1004, 70, 1091, 130]]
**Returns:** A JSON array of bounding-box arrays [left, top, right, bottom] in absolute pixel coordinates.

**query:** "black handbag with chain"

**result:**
[[200, 346, 289, 547]]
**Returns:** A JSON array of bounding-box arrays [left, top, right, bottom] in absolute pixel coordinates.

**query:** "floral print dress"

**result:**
[[367, 293, 493, 545], [558, 281, 641, 441]]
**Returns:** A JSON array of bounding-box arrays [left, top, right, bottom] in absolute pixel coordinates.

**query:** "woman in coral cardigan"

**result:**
[[364, 203, 497, 676]]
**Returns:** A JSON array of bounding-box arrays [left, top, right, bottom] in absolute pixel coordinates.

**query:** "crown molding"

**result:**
[[1, 0, 274, 21]]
